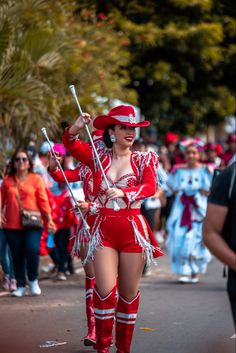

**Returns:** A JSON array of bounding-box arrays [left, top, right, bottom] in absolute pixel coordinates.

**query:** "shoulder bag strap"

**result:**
[[14, 177, 22, 211]]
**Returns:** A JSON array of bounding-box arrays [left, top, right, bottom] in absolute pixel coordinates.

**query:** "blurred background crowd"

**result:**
[[0, 0, 235, 294], [0, 129, 235, 293]]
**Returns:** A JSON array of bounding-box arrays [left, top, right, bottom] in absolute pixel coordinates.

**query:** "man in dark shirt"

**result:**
[[203, 162, 236, 329]]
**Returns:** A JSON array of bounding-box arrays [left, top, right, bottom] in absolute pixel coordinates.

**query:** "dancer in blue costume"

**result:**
[[166, 138, 213, 283]]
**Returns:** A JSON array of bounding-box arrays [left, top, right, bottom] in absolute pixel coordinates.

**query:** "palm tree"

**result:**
[[0, 0, 136, 174]]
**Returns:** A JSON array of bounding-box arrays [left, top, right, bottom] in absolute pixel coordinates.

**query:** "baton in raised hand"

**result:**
[[69, 85, 120, 211]]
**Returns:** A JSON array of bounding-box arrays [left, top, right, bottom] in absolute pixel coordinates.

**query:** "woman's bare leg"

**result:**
[[79, 244, 95, 277], [118, 252, 145, 300], [93, 247, 118, 297]]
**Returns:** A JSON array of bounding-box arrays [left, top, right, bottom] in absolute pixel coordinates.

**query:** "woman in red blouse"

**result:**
[[62, 105, 163, 353], [1, 148, 55, 297]]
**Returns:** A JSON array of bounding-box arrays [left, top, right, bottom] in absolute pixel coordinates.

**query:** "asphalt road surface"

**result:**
[[0, 254, 235, 353]]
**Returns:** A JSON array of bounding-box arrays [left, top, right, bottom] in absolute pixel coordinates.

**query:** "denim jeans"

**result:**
[[54, 228, 70, 273], [4, 228, 42, 287], [0, 228, 15, 278]]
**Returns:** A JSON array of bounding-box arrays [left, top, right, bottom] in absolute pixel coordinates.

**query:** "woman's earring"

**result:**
[[110, 134, 116, 143]]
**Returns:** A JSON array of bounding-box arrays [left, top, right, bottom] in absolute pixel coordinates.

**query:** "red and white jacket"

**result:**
[[62, 129, 164, 264], [62, 129, 159, 205]]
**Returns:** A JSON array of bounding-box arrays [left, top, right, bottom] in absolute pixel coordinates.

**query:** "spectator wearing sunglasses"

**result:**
[[1, 148, 55, 297]]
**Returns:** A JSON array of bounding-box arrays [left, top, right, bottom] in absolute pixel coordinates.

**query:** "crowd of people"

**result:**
[[0, 105, 235, 352]]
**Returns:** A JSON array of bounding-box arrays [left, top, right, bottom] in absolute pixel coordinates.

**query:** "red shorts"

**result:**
[[96, 208, 163, 258]]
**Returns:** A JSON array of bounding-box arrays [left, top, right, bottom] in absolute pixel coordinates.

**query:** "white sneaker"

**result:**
[[29, 280, 41, 296], [178, 276, 192, 283], [41, 263, 55, 273], [191, 277, 200, 283], [56, 272, 67, 281], [11, 287, 26, 297]]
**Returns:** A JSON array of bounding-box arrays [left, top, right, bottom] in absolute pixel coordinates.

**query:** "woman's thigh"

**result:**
[[93, 246, 119, 297], [118, 252, 145, 300], [79, 244, 95, 277], [79, 243, 89, 261]]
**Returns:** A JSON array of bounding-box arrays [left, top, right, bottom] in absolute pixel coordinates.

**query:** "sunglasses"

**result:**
[[14, 157, 28, 163]]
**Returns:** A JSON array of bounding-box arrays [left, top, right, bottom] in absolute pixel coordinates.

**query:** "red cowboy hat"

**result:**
[[91, 129, 104, 140], [93, 105, 150, 131]]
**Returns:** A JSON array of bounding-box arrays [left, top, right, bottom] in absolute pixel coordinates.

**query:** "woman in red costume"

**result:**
[[48, 130, 104, 347], [62, 105, 163, 353]]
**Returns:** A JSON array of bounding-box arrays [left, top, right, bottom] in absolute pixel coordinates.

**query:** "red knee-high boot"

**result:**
[[84, 276, 96, 346], [115, 291, 140, 353], [94, 286, 117, 353]]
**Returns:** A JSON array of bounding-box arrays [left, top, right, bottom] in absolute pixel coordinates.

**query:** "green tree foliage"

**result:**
[[92, 0, 235, 135], [0, 0, 136, 170], [0, 0, 235, 173]]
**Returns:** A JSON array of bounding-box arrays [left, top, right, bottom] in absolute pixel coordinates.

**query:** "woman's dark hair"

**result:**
[[7, 148, 34, 176], [61, 121, 69, 131], [103, 125, 115, 148]]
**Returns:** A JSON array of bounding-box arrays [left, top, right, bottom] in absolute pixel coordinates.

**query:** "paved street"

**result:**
[[0, 253, 235, 353]]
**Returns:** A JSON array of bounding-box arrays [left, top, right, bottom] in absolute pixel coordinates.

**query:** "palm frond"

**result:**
[[0, 3, 12, 64]]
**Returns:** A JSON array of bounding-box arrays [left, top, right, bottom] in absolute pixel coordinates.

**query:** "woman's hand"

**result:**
[[73, 200, 89, 215], [78, 201, 89, 213], [45, 214, 56, 233], [48, 153, 60, 171], [68, 113, 92, 135], [106, 188, 124, 200], [0, 213, 6, 228]]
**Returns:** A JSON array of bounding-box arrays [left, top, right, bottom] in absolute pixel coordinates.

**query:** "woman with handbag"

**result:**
[[1, 148, 55, 297]]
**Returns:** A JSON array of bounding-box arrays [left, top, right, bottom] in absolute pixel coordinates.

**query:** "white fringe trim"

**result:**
[[82, 216, 104, 265], [70, 227, 90, 257], [130, 218, 156, 267]]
